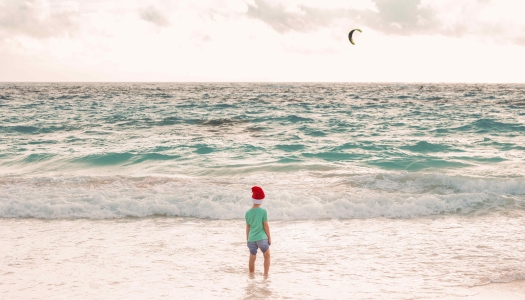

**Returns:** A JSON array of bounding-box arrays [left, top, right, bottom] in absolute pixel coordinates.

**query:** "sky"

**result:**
[[1, 0, 524, 82]]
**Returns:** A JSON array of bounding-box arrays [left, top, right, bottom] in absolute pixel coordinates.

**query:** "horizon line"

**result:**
[[1, 81, 524, 84]]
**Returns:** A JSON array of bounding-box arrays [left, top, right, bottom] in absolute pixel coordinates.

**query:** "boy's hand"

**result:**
[[268, 238, 272, 246]]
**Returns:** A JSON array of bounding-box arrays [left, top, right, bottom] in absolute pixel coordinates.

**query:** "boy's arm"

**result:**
[[263, 221, 271, 245], [246, 224, 250, 241]]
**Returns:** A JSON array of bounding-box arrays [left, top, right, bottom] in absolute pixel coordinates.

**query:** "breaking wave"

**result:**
[[1, 173, 523, 220]]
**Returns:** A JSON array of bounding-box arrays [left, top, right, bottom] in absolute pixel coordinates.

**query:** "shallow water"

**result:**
[[2, 213, 525, 299]]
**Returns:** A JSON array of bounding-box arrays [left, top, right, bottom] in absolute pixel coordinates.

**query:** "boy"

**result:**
[[245, 186, 271, 276]]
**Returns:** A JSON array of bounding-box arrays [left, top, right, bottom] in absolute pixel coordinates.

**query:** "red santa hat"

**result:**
[[251, 186, 265, 204]]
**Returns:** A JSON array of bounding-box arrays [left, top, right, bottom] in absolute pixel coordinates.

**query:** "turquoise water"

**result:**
[[1, 83, 524, 219]]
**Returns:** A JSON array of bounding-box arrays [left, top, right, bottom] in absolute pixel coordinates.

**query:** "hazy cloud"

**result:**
[[245, 0, 524, 45], [246, 0, 352, 33], [140, 6, 169, 27], [366, 0, 440, 34], [246, 0, 440, 34], [514, 35, 525, 46], [0, 0, 78, 38]]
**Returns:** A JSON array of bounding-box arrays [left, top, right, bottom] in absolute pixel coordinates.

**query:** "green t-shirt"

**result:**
[[245, 208, 268, 242]]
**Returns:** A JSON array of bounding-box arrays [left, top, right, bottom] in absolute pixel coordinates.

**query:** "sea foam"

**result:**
[[1, 174, 523, 219]]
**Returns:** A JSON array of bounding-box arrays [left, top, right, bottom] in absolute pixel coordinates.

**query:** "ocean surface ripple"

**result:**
[[1, 83, 524, 219]]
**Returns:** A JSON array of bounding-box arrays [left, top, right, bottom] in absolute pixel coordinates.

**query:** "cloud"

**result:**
[[246, 0, 352, 33], [514, 35, 525, 46], [245, 0, 525, 45], [364, 0, 440, 35], [245, 0, 439, 34], [139, 6, 169, 27], [0, 0, 78, 38]]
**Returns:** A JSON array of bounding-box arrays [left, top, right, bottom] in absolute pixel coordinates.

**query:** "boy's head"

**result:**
[[251, 186, 265, 204]]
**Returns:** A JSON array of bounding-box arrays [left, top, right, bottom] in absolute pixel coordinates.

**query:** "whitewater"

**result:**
[[1, 83, 525, 299]]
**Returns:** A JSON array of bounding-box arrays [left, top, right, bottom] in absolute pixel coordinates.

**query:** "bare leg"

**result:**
[[263, 248, 270, 277], [249, 254, 256, 272]]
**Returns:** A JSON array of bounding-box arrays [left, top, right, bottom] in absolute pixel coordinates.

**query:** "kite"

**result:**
[[348, 29, 362, 45]]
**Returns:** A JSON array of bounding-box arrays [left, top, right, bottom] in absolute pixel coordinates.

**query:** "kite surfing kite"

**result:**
[[348, 29, 362, 45]]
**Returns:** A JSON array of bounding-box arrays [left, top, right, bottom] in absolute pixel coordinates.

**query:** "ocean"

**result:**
[[1, 83, 524, 299]]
